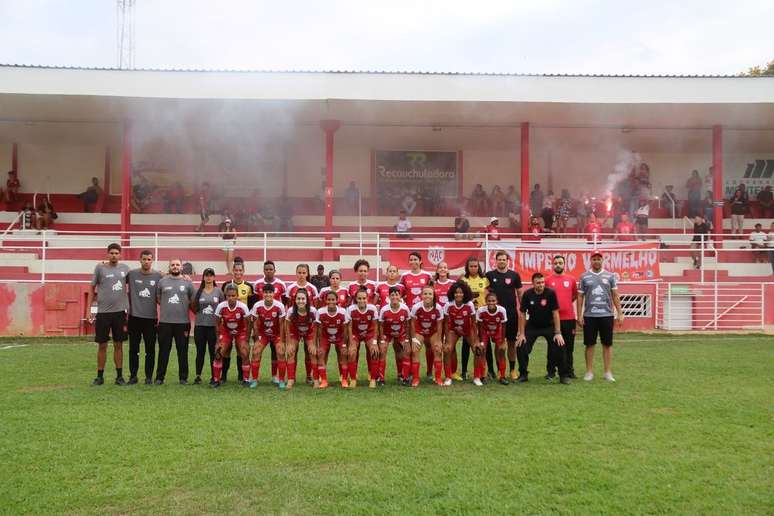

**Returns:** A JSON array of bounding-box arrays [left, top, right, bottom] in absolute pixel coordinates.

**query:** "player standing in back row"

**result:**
[[577, 252, 623, 382], [545, 255, 578, 379], [126, 250, 162, 385], [87, 243, 131, 385]]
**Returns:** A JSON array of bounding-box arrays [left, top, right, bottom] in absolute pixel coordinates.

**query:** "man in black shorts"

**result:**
[[86, 243, 130, 385], [516, 272, 569, 384], [486, 250, 523, 381], [577, 252, 624, 382]]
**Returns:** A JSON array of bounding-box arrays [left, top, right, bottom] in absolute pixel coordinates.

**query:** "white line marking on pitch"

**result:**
[[0, 344, 29, 350]]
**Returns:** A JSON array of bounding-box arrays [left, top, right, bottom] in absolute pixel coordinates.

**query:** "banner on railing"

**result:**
[[386, 240, 484, 270], [487, 241, 661, 281]]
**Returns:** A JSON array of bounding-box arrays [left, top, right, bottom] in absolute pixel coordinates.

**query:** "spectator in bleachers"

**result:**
[[555, 189, 573, 234], [490, 185, 506, 217], [541, 191, 555, 231], [131, 175, 153, 213], [529, 183, 543, 217], [627, 176, 641, 216], [576, 193, 590, 234], [419, 184, 439, 216], [523, 216, 543, 241], [661, 185, 678, 218], [704, 167, 714, 193], [164, 182, 185, 214], [344, 181, 360, 214], [756, 185, 773, 219], [505, 186, 517, 215], [394, 210, 412, 238], [486, 217, 501, 241], [470, 184, 487, 216], [638, 162, 651, 185], [5, 170, 19, 203], [729, 186, 749, 235], [634, 198, 650, 239], [615, 213, 636, 241], [77, 177, 103, 212], [584, 213, 602, 242], [218, 217, 237, 271], [194, 182, 211, 233], [35, 198, 57, 230], [277, 196, 294, 233], [689, 215, 711, 269], [310, 265, 330, 292], [686, 170, 703, 217], [767, 222, 774, 275], [454, 210, 471, 240], [20, 201, 35, 230], [749, 223, 767, 263]]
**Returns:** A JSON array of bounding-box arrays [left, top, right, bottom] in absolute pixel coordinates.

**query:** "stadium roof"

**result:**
[[0, 64, 773, 131]]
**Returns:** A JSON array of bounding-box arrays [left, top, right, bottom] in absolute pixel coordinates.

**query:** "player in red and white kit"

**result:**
[[433, 262, 454, 306], [347, 287, 379, 388], [409, 285, 445, 387], [213, 284, 251, 387], [254, 260, 286, 384], [376, 264, 406, 309], [401, 252, 434, 377], [378, 286, 411, 386], [314, 291, 351, 389], [285, 264, 319, 384], [401, 252, 433, 307], [318, 270, 349, 308], [476, 292, 509, 386], [250, 284, 286, 388], [443, 281, 477, 386], [283, 289, 317, 390], [348, 259, 377, 304], [546, 255, 578, 379]]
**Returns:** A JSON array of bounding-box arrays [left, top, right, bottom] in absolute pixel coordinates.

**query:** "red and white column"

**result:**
[[320, 120, 340, 244], [520, 122, 530, 233], [712, 125, 723, 242], [120, 121, 132, 247]]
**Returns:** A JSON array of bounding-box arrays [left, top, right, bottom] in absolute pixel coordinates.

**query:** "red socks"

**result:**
[[401, 358, 411, 380], [213, 359, 222, 383], [497, 357, 506, 379], [473, 357, 487, 379], [250, 360, 260, 381], [450, 351, 458, 374], [379, 359, 386, 381], [304, 355, 312, 379], [318, 366, 328, 382], [241, 364, 250, 381], [444, 361, 452, 380], [348, 361, 358, 381], [340, 363, 349, 382], [278, 360, 287, 382], [425, 347, 434, 375], [288, 362, 296, 381], [271, 360, 277, 378], [312, 365, 320, 381], [411, 361, 421, 385], [433, 360, 442, 384]]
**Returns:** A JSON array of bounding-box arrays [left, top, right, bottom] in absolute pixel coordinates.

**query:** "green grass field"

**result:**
[[0, 334, 772, 515]]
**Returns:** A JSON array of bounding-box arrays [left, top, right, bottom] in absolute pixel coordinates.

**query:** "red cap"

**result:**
[[590, 251, 604, 258]]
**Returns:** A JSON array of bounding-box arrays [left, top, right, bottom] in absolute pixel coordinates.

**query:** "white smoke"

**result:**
[[605, 149, 641, 197]]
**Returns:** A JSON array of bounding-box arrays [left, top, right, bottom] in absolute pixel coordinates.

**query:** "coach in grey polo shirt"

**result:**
[[126, 250, 163, 384], [577, 252, 623, 383], [154, 259, 195, 384]]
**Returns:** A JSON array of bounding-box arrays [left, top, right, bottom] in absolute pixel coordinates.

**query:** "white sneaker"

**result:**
[[271, 376, 279, 385], [473, 378, 483, 386], [583, 372, 594, 381], [443, 378, 452, 386], [603, 372, 616, 382]]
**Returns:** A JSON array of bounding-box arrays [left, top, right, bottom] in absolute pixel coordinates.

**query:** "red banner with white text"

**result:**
[[487, 241, 660, 281], [386, 240, 484, 270]]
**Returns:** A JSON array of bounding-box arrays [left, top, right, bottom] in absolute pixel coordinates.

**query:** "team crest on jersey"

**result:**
[[505, 278, 512, 285], [563, 281, 569, 287], [179, 285, 185, 291], [602, 278, 609, 284], [150, 280, 156, 286], [427, 247, 445, 266], [399, 316, 405, 321], [235, 313, 241, 319], [540, 299, 547, 306]]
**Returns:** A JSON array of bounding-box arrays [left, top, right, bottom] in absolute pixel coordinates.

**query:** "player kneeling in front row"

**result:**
[[212, 284, 251, 387], [315, 291, 351, 389], [476, 293, 508, 386], [408, 285, 445, 387], [443, 281, 477, 386], [516, 272, 570, 385], [378, 287, 411, 386], [347, 287, 380, 388], [250, 284, 286, 388]]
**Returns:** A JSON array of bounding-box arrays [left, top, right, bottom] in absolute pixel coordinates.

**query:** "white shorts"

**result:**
[[222, 240, 236, 251]]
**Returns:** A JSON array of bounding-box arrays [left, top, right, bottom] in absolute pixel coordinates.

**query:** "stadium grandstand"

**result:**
[[0, 64, 772, 335]]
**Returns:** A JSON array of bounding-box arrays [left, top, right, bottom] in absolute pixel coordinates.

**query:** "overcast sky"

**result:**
[[0, 0, 772, 75]]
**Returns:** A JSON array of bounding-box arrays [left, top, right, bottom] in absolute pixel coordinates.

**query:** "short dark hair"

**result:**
[[107, 243, 121, 252], [531, 272, 544, 282], [408, 251, 422, 262], [353, 259, 370, 271], [263, 260, 275, 268], [140, 249, 153, 258], [552, 255, 564, 263], [495, 250, 508, 259], [388, 286, 402, 296], [262, 283, 275, 292], [233, 256, 244, 265]]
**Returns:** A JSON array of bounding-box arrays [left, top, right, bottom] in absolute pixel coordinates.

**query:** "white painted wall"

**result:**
[[18, 144, 105, 195], [0, 143, 11, 173]]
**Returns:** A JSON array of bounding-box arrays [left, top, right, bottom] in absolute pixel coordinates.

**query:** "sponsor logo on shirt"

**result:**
[[592, 286, 605, 296], [112, 282, 123, 291], [138, 288, 151, 298], [179, 285, 186, 291], [202, 305, 214, 315], [168, 294, 180, 304]]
